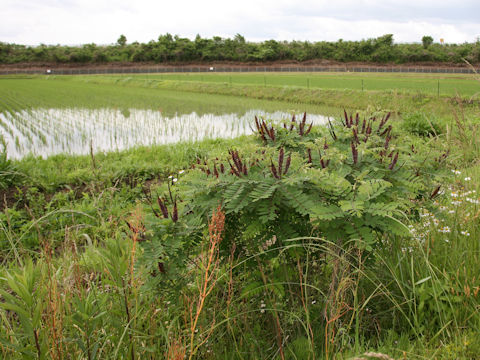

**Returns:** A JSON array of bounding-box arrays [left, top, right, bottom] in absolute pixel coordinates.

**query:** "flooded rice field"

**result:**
[[0, 108, 329, 159]]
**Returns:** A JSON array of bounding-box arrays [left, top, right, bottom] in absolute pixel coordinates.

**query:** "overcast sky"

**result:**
[[2, 0, 479, 46]]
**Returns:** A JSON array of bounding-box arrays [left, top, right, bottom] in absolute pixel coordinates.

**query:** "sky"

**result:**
[[2, 0, 479, 46]]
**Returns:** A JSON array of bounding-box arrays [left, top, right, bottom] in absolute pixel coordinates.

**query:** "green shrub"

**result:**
[[401, 112, 443, 137], [140, 112, 444, 289]]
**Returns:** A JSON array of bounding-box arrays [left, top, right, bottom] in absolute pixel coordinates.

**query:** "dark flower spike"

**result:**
[[324, 138, 329, 149], [270, 161, 279, 179], [220, 163, 225, 173], [157, 197, 169, 219], [254, 116, 261, 131], [378, 112, 391, 133], [213, 163, 219, 178], [352, 128, 359, 144], [380, 125, 392, 137], [158, 262, 165, 274], [299, 112, 307, 135], [304, 122, 313, 136], [172, 198, 178, 223], [278, 148, 284, 175], [307, 148, 313, 164], [389, 151, 399, 170], [361, 118, 366, 134], [355, 113, 359, 126], [344, 110, 349, 127], [351, 141, 358, 164], [384, 135, 391, 150], [269, 126, 276, 141], [228, 159, 241, 177], [284, 154, 291, 175], [290, 114, 296, 131], [430, 185, 441, 199]]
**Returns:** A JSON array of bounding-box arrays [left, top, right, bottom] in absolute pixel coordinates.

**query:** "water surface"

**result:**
[[0, 108, 329, 159]]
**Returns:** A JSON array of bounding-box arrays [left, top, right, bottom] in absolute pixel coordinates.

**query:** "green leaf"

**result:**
[[339, 200, 364, 217], [356, 179, 392, 201], [310, 204, 343, 221]]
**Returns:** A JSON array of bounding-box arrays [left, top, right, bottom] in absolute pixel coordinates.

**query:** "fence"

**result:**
[[0, 65, 478, 76]]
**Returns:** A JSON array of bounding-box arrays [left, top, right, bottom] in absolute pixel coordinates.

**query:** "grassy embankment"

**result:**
[[0, 74, 479, 359]]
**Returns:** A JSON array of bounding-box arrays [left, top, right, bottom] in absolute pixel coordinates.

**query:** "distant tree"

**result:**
[[422, 36, 434, 49], [376, 34, 394, 47], [234, 34, 245, 44], [117, 35, 127, 47]]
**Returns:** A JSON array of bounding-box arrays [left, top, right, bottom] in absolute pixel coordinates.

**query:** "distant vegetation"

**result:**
[[1, 33, 480, 65]]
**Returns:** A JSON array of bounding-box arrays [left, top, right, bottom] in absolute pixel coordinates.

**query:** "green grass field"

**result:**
[[107, 71, 480, 97], [0, 72, 479, 359]]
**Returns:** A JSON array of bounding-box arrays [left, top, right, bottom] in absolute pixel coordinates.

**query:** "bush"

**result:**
[[401, 112, 443, 137]]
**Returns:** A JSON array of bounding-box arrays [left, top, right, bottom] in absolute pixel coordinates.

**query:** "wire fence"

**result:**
[[0, 65, 478, 76]]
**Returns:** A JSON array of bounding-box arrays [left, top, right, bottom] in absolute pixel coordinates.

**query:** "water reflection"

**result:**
[[0, 108, 329, 159]]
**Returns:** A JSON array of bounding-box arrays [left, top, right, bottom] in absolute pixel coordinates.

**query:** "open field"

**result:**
[[107, 71, 480, 97], [1, 72, 480, 359]]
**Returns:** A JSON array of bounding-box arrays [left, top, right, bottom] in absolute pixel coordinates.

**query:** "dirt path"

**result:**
[[0, 60, 478, 75]]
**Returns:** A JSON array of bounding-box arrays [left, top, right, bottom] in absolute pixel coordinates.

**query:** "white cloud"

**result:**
[[0, 0, 478, 45]]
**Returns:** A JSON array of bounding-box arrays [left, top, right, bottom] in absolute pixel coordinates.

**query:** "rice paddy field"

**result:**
[[0, 72, 480, 359]]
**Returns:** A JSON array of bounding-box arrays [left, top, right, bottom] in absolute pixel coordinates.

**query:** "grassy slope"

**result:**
[[114, 71, 480, 97]]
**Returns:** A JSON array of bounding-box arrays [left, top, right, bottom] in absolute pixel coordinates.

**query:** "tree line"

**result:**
[[1, 34, 479, 65]]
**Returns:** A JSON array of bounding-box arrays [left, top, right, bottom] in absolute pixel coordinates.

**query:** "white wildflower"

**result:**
[[451, 169, 461, 175], [438, 226, 451, 233], [464, 177, 471, 181], [460, 231, 471, 236]]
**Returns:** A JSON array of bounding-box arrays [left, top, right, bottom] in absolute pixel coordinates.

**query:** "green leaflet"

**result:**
[[356, 179, 392, 201], [310, 204, 343, 221], [339, 199, 365, 217]]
